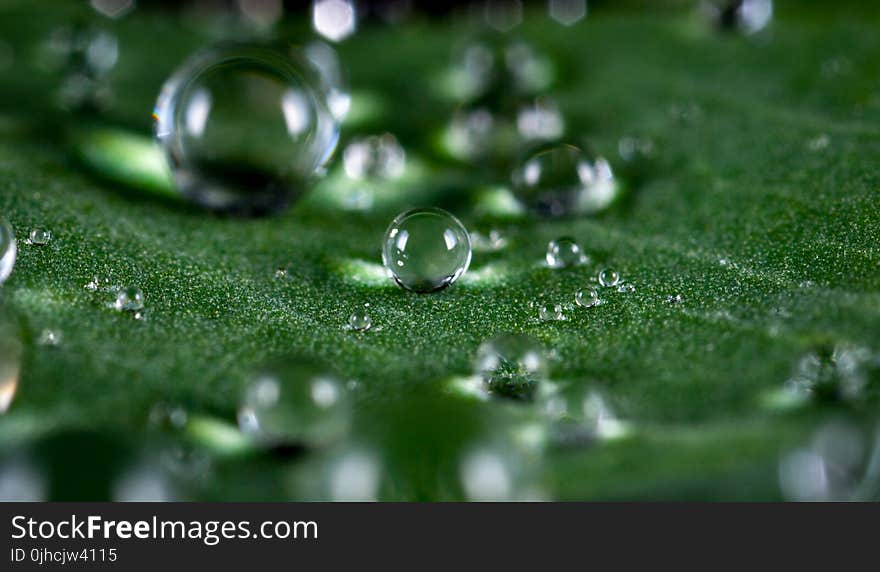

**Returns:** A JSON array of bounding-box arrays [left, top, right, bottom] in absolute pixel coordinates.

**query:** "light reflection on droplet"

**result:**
[[313, 0, 357, 42]]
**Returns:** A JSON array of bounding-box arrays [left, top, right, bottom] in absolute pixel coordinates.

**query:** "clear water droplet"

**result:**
[[0, 218, 16, 285], [512, 143, 617, 217], [575, 288, 599, 308], [516, 97, 565, 142], [27, 228, 51, 246], [37, 329, 62, 347], [348, 308, 372, 331], [538, 302, 564, 322], [382, 207, 471, 293], [475, 334, 547, 400], [114, 286, 145, 312], [238, 361, 350, 447], [154, 43, 339, 214], [598, 268, 620, 287], [546, 236, 587, 268], [343, 133, 405, 180]]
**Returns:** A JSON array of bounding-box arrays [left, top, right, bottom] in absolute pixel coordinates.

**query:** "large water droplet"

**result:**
[[0, 218, 16, 285], [27, 228, 52, 246], [114, 286, 145, 312], [512, 143, 617, 217], [474, 334, 547, 400], [154, 43, 339, 214], [238, 361, 351, 447], [382, 207, 472, 293], [546, 237, 587, 268]]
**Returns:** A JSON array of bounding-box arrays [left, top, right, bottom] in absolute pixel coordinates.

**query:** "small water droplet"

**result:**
[[618, 136, 655, 162], [0, 218, 16, 285], [470, 229, 508, 253], [538, 302, 564, 322], [238, 361, 351, 447], [312, 0, 357, 43], [512, 143, 617, 217], [114, 286, 144, 312], [27, 228, 52, 246], [382, 207, 472, 293], [348, 309, 372, 331], [546, 237, 587, 268], [37, 329, 62, 347], [666, 294, 683, 304], [575, 288, 599, 308], [149, 402, 189, 430], [475, 334, 547, 401], [343, 133, 406, 180], [598, 268, 620, 287], [807, 134, 830, 151], [516, 96, 565, 141]]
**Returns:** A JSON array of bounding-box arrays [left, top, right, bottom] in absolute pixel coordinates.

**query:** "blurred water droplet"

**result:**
[[37, 329, 62, 347], [470, 229, 508, 253], [348, 308, 372, 331], [784, 344, 875, 403], [483, 0, 523, 33], [0, 218, 16, 285], [618, 136, 655, 162], [575, 288, 599, 308], [702, 0, 773, 35], [598, 268, 620, 287], [807, 134, 830, 151], [546, 237, 587, 268], [41, 24, 118, 111], [327, 447, 381, 501], [149, 402, 189, 430], [516, 97, 565, 141], [114, 286, 145, 312], [0, 314, 21, 414], [448, 40, 553, 103], [313, 0, 357, 42], [343, 133, 405, 180], [475, 334, 547, 400], [780, 420, 880, 501], [238, 361, 351, 447], [90, 0, 135, 20], [0, 457, 46, 501], [27, 227, 51, 246], [513, 143, 617, 217], [666, 294, 683, 304], [237, 0, 283, 30], [382, 208, 472, 293], [549, 0, 587, 26]]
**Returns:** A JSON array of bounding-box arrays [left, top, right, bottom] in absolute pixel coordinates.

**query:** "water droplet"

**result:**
[[575, 288, 599, 308], [41, 24, 118, 111], [512, 143, 617, 217], [448, 40, 553, 103], [0, 312, 22, 414], [149, 402, 189, 430], [114, 286, 145, 312], [154, 43, 339, 214], [304, 41, 350, 121], [703, 0, 773, 35], [312, 0, 357, 43], [37, 329, 62, 347], [470, 229, 508, 253], [538, 302, 564, 322], [0, 218, 16, 285], [546, 236, 587, 268], [780, 420, 879, 501], [516, 97, 565, 142], [549, 0, 587, 26], [343, 133, 405, 180], [598, 268, 620, 287], [785, 344, 875, 403], [27, 227, 51, 246], [238, 361, 351, 447], [475, 334, 547, 400], [666, 294, 683, 304], [807, 134, 830, 151], [617, 283, 635, 293], [348, 308, 372, 331], [382, 207, 471, 293], [445, 106, 498, 161], [618, 136, 655, 162]]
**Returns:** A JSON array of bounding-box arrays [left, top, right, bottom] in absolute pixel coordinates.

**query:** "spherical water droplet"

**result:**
[[546, 236, 586, 268], [343, 133, 405, 180], [598, 268, 620, 287], [575, 288, 599, 308], [28, 228, 51, 246], [238, 361, 350, 447], [348, 309, 372, 331], [114, 286, 145, 312], [512, 143, 617, 217], [0, 218, 16, 285], [538, 302, 563, 322], [154, 43, 339, 214], [382, 207, 471, 293], [475, 334, 547, 400]]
